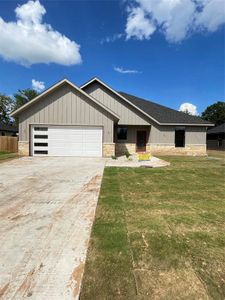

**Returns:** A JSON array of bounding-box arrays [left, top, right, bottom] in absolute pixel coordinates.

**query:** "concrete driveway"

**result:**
[[0, 157, 105, 299]]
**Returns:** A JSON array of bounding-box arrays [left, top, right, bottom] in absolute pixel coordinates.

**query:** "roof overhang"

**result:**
[[10, 78, 120, 121], [81, 77, 213, 127]]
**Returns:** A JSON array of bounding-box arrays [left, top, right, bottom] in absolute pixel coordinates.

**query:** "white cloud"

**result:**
[[179, 102, 198, 115], [100, 33, 123, 44], [32, 79, 45, 92], [0, 0, 82, 66], [125, 7, 156, 40], [125, 0, 225, 42], [114, 66, 141, 74]]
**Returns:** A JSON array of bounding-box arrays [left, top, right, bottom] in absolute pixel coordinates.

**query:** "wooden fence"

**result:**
[[0, 136, 18, 153]]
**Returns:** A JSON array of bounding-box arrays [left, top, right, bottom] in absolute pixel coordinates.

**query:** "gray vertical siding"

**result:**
[[150, 125, 175, 144], [150, 125, 207, 145], [18, 83, 114, 143], [186, 126, 207, 144], [83, 82, 150, 125]]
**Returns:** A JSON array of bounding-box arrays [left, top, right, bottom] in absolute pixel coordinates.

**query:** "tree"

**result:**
[[13, 89, 39, 111], [202, 101, 225, 126], [0, 94, 14, 124], [12, 89, 39, 125]]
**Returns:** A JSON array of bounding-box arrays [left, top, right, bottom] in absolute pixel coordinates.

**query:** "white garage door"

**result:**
[[32, 125, 102, 157]]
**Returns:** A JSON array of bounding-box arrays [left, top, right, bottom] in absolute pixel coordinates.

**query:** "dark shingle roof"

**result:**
[[119, 92, 212, 125], [0, 123, 18, 132], [207, 123, 225, 134]]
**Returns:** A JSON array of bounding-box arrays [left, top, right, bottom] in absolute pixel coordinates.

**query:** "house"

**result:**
[[11, 77, 213, 157], [0, 123, 18, 137], [207, 123, 225, 151]]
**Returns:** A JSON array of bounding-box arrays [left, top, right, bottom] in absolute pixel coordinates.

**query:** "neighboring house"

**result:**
[[0, 123, 18, 137], [207, 123, 225, 151], [11, 77, 213, 157]]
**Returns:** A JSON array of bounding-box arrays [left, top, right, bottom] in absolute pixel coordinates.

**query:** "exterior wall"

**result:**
[[103, 143, 115, 157], [115, 143, 136, 156], [150, 125, 207, 155], [18, 83, 114, 148], [83, 82, 150, 125], [114, 125, 151, 143], [115, 125, 207, 156], [18, 141, 29, 156], [115, 125, 150, 155], [150, 144, 206, 156]]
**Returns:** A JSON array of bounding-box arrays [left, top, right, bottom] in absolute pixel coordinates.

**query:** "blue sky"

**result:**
[[0, 0, 224, 115]]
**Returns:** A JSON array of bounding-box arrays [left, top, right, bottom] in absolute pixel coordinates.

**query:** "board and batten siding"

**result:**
[[150, 125, 207, 145], [83, 82, 150, 125], [18, 83, 114, 143]]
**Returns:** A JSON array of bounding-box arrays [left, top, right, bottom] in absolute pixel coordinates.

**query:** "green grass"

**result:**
[[80, 156, 225, 300], [0, 151, 17, 162]]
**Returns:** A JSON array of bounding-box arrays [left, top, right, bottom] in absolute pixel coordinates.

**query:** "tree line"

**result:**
[[0, 89, 39, 125], [0, 89, 224, 126]]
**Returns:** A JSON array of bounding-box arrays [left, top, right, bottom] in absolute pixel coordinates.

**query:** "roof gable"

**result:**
[[81, 77, 157, 124], [10, 79, 119, 120]]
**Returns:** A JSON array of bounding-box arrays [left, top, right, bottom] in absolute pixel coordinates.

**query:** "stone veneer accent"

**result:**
[[18, 141, 30, 156], [115, 143, 136, 156], [150, 144, 207, 156], [103, 143, 115, 157]]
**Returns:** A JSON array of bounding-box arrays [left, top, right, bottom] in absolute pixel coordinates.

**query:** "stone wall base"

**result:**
[[150, 144, 207, 156], [115, 143, 136, 156], [18, 141, 30, 156], [103, 143, 115, 157]]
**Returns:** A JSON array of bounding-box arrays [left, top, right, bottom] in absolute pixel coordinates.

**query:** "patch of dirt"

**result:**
[[69, 262, 85, 298], [0, 282, 10, 298], [17, 268, 35, 297], [134, 267, 209, 299]]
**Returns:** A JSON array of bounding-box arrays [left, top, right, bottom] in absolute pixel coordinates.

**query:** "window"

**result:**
[[34, 142, 48, 147], [218, 138, 222, 147], [34, 150, 48, 155], [175, 128, 185, 147], [117, 127, 127, 140], [34, 127, 48, 131], [34, 135, 48, 139]]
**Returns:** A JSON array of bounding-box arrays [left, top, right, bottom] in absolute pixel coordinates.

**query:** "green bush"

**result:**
[[111, 155, 117, 160], [125, 150, 131, 158]]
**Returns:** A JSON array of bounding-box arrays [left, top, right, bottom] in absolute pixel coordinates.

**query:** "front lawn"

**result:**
[[80, 156, 225, 299], [0, 151, 17, 162]]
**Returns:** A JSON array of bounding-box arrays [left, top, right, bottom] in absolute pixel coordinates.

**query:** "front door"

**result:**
[[136, 130, 147, 152]]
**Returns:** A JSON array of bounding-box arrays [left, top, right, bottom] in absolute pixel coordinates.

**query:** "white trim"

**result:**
[[161, 123, 214, 126], [81, 77, 213, 127], [10, 78, 119, 120]]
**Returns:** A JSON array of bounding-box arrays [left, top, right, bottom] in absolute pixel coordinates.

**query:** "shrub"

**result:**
[[125, 150, 131, 158], [111, 155, 117, 160]]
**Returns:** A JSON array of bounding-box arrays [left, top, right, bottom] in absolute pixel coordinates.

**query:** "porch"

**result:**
[[114, 125, 151, 156]]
